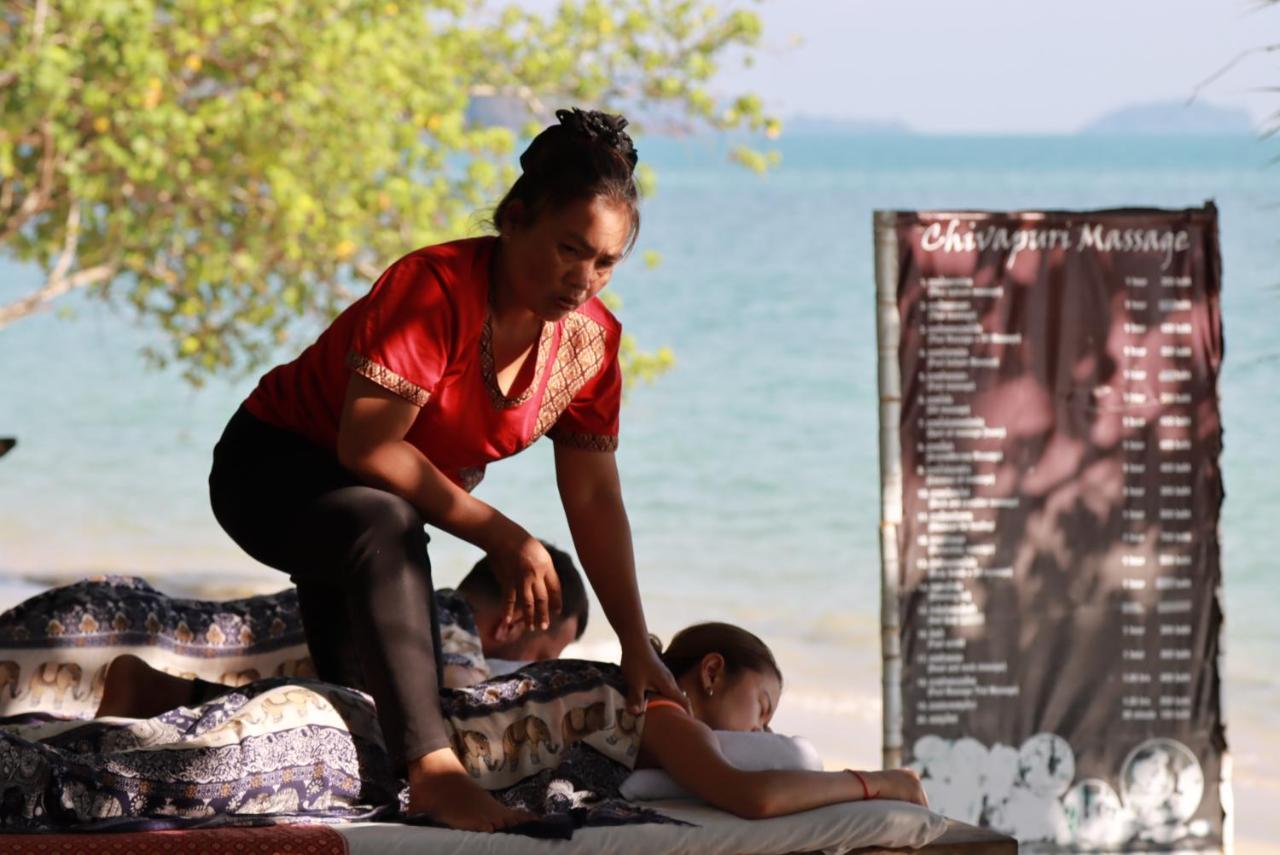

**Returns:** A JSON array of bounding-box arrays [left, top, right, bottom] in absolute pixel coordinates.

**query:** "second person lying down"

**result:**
[[87, 542, 588, 720]]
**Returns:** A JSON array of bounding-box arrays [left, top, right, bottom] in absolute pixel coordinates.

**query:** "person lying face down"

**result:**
[[440, 540, 589, 687], [634, 622, 929, 818], [92, 543, 587, 719], [94, 620, 928, 823]]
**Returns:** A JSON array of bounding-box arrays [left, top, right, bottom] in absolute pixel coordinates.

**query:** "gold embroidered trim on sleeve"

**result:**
[[345, 350, 431, 407], [529, 313, 609, 444], [547, 429, 619, 452]]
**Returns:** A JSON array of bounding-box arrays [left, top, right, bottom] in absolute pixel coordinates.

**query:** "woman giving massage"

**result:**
[[97, 622, 928, 823], [205, 106, 686, 832]]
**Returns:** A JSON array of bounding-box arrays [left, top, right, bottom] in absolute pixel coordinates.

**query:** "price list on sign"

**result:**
[[1116, 270, 1203, 728], [877, 205, 1226, 851]]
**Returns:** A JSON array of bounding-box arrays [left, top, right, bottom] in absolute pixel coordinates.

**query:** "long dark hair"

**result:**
[[490, 107, 641, 256], [652, 622, 782, 687]]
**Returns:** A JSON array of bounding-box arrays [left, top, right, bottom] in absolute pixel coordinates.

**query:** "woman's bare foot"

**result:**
[[95, 655, 197, 718], [406, 746, 535, 832]]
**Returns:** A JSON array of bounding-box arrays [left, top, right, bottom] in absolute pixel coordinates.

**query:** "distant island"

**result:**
[[467, 95, 1255, 138], [464, 95, 918, 138], [1078, 100, 1255, 135]]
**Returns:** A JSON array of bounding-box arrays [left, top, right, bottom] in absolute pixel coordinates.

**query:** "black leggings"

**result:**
[[207, 403, 448, 769]]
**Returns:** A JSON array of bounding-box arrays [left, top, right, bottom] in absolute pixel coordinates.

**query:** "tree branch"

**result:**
[[1188, 42, 1280, 105], [0, 119, 56, 243], [0, 202, 118, 328], [0, 262, 117, 327], [30, 0, 48, 49], [51, 198, 83, 271]]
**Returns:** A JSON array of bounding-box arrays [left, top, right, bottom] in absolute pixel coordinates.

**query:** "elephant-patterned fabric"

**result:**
[[0, 677, 399, 831], [440, 659, 681, 831], [441, 659, 642, 790], [0, 577, 495, 719], [0, 577, 311, 719], [0, 654, 679, 833]]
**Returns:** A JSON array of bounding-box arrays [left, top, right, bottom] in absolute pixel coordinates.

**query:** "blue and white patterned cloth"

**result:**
[[0, 577, 493, 720], [0, 579, 683, 836]]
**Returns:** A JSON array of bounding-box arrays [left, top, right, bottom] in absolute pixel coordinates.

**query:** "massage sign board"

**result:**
[[872, 206, 1227, 852]]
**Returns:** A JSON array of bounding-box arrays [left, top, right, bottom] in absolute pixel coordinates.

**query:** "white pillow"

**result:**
[[620, 731, 824, 800]]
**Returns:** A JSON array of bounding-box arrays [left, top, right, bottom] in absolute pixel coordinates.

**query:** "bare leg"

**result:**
[[95, 655, 197, 718]]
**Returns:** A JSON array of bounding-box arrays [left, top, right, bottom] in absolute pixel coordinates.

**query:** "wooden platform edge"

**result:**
[[844, 819, 1018, 854]]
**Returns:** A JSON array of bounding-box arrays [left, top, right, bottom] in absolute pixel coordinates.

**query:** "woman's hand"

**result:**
[[867, 769, 929, 806], [620, 638, 688, 715], [486, 532, 564, 633]]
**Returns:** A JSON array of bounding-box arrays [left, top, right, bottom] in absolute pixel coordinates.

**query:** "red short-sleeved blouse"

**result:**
[[241, 236, 622, 491]]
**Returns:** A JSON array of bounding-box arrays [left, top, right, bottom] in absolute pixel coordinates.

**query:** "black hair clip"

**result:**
[[556, 107, 639, 170], [517, 107, 639, 175]]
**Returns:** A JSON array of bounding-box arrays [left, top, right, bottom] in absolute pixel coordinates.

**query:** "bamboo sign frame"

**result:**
[[873, 211, 903, 770]]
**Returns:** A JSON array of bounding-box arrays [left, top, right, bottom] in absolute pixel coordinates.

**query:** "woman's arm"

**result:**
[[555, 444, 686, 711], [337, 374, 509, 546], [639, 707, 928, 819], [554, 444, 645, 644], [337, 373, 561, 628]]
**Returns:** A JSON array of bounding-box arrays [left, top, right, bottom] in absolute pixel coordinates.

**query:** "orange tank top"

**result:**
[[645, 697, 687, 713]]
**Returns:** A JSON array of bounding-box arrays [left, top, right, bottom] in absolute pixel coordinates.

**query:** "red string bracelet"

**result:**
[[845, 769, 878, 800]]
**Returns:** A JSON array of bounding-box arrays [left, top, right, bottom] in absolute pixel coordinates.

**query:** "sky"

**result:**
[[520, 0, 1279, 134]]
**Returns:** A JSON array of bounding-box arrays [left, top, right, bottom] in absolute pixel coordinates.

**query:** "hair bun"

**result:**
[[554, 108, 638, 171], [516, 107, 638, 176]]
